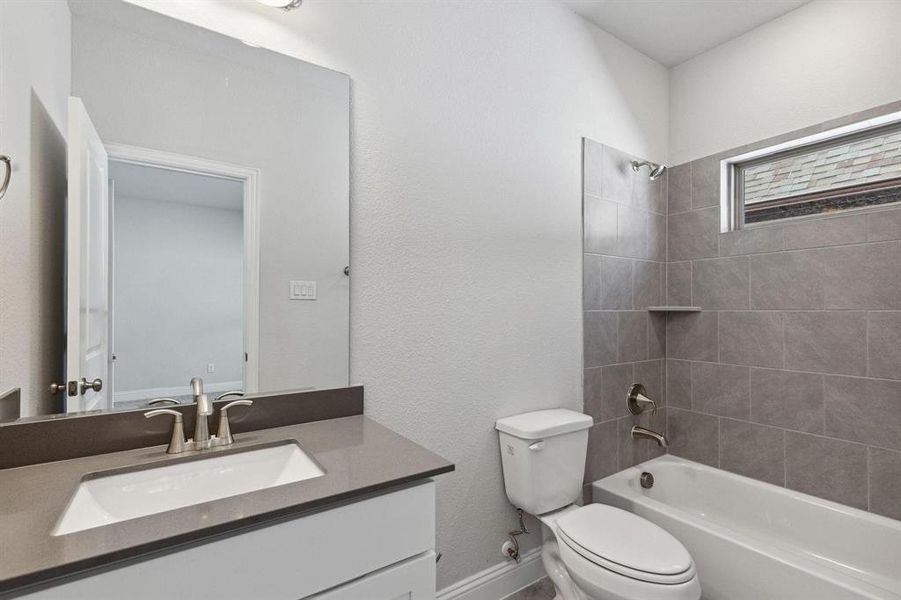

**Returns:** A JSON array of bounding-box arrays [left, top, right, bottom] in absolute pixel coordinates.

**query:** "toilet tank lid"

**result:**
[[495, 409, 592, 440]]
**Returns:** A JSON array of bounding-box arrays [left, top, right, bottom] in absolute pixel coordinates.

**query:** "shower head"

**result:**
[[631, 160, 667, 181]]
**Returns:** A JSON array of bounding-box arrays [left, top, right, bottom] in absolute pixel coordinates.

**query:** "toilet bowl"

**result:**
[[495, 409, 701, 600], [538, 504, 700, 600]]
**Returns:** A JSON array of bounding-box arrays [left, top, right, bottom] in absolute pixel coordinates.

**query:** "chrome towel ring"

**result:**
[[0, 155, 10, 201]]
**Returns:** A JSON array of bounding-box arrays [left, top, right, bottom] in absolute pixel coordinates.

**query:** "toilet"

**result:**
[[495, 409, 701, 600]]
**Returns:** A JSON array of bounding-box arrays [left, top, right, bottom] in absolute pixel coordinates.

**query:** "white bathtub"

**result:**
[[592, 455, 901, 600]]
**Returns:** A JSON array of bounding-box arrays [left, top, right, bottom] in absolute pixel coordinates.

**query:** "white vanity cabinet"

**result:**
[[22, 481, 437, 600]]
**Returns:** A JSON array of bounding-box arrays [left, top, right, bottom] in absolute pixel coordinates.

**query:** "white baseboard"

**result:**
[[436, 547, 546, 600], [113, 380, 242, 403]]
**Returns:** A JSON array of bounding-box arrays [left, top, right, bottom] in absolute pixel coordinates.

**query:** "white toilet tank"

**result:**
[[495, 409, 593, 515]]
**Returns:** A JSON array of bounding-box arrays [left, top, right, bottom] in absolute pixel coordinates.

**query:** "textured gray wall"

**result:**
[[663, 102, 901, 520], [113, 196, 243, 396]]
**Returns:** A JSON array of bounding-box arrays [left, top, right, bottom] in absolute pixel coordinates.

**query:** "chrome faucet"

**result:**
[[631, 426, 668, 448], [191, 377, 213, 448], [145, 377, 252, 454]]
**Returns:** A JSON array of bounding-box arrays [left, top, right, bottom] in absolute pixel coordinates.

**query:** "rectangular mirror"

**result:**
[[0, 0, 350, 417]]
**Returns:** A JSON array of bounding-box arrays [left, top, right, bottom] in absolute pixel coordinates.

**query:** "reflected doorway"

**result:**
[[104, 147, 260, 411]]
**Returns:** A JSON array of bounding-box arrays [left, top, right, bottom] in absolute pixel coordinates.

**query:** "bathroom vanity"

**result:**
[[0, 402, 453, 599]]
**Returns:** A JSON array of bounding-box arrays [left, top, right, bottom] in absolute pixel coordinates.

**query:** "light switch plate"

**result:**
[[290, 280, 317, 300]]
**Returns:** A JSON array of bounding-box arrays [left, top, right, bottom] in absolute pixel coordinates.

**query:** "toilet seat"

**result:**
[[555, 504, 696, 585]]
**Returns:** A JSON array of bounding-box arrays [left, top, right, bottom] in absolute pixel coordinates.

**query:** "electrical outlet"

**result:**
[[290, 280, 317, 300], [207, 363, 215, 373]]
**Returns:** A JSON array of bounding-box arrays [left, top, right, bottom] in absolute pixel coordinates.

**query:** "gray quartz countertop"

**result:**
[[0, 416, 454, 595]]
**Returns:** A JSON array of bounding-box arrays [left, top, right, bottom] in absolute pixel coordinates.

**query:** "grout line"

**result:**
[[615, 413, 623, 472], [865, 311, 870, 377], [866, 447, 871, 512], [630, 259, 636, 310], [664, 357, 900, 383], [645, 311, 651, 360], [588, 308, 900, 313], [671, 405, 901, 454], [783, 428, 788, 487], [615, 310, 621, 366], [586, 309, 683, 313], [665, 197, 901, 221], [688, 161, 693, 209], [688, 361, 694, 411], [717, 416, 724, 469], [684, 237, 899, 261], [747, 368, 752, 424], [688, 260, 693, 306], [780, 311, 786, 369], [688, 362, 695, 410], [665, 173, 670, 264], [818, 374, 826, 434], [587, 358, 668, 370], [747, 255, 752, 311], [715, 416, 721, 468], [716, 207, 721, 258], [715, 312, 720, 364]]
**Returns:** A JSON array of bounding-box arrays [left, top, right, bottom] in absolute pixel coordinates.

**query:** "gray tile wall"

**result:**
[[582, 140, 668, 496], [662, 104, 901, 520]]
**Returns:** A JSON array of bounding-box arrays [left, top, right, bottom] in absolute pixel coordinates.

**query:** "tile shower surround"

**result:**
[[582, 104, 901, 521], [582, 140, 668, 498]]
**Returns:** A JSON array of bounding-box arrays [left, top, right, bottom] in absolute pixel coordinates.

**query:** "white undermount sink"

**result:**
[[53, 442, 324, 536]]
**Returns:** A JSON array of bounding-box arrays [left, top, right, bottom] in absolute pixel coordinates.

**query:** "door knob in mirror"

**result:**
[[79, 378, 103, 394]]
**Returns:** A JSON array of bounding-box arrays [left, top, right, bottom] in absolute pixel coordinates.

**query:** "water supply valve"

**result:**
[[502, 508, 530, 562]]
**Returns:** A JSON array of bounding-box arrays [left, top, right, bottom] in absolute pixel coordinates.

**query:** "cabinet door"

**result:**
[[307, 551, 436, 600], [20, 482, 435, 600]]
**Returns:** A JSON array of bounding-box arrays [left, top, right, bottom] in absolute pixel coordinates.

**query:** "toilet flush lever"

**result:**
[[628, 383, 657, 416], [528, 441, 545, 452]]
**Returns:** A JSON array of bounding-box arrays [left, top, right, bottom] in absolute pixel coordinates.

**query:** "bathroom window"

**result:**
[[726, 119, 901, 228]]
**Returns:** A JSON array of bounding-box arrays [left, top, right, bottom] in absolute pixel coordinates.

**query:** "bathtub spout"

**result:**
[[632, 425, 668, 448]]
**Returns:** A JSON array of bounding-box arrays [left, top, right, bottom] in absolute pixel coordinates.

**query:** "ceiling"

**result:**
[[562, 0, 811, 67], [109, 161, 244, 211]]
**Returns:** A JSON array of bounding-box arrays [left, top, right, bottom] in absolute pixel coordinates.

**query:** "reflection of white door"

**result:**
[[66, 97, 109, 412]]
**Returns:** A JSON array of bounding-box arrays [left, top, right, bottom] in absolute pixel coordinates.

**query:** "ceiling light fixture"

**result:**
[[256, 0, 303, 10]]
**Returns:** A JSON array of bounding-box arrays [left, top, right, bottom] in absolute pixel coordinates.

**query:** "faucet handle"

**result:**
[[628, 383, 658, 416], [148, 397, 179, 407], [145, 409, 187, 454], [216, 400, 253, 445]]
